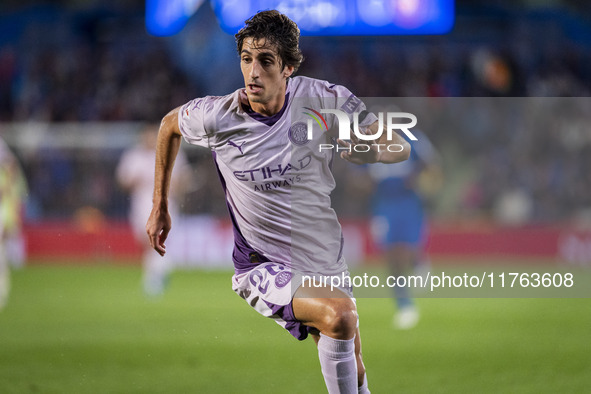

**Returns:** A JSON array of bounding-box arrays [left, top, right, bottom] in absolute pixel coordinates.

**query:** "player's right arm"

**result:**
[[146, 107, 182, 256]]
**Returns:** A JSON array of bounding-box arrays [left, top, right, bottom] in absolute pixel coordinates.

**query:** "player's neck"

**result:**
[[248, 80, 288, 117], [249, 93, 285, 117]]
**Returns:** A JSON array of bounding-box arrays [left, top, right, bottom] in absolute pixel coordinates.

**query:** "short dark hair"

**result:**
[[235, 10, 304, 72]]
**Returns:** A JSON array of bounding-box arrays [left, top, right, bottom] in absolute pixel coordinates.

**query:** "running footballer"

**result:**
[[146, 10, 410, 393]]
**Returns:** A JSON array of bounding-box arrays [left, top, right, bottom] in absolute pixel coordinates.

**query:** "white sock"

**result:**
[[317, 333, 358, 394], [358, 372, 370, 394], [143, 251, 171, 296]]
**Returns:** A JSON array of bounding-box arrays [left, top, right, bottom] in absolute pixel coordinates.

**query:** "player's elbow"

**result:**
[[160, 107, 182, 137]]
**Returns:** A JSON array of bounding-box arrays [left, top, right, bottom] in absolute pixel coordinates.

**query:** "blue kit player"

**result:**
[[146, 10, 410, 393], [369, 129, 440, 329]]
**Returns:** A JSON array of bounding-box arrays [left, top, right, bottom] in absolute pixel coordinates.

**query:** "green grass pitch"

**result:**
[[0, 264, 590, 393]]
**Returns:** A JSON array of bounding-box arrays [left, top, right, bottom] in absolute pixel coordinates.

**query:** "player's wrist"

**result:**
[[152, 197, 169, 209]]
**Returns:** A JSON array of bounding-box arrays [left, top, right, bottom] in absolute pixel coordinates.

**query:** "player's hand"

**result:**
[[146, 205, 171, 256], [337, 134, 380, 165]]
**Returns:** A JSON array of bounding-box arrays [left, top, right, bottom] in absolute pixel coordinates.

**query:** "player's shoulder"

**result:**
[[179, 89, 244, 132], [183, 89, 241, 114], [289, 76, 348, 96]]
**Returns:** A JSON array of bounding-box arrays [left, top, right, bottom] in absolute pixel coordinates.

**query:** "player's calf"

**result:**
[[294, 287, 363, 393]]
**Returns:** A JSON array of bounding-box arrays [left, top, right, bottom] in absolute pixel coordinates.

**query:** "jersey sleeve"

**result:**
[[178, 97, 216, 149], [324, 83, 378, 134]]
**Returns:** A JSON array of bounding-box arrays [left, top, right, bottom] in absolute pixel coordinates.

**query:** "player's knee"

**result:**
[[321, 300, 357, 339]]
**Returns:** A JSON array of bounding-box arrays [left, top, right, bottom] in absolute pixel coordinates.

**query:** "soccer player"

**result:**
[[116, 125, 190, 296], [146, 10, 410, 393], [0, 138, 27, 270], [369, 129, 441, 329], [0, 136, 24, 309]]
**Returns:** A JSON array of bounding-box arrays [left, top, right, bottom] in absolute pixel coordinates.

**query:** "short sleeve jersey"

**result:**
[[179, 76, 376, 275]]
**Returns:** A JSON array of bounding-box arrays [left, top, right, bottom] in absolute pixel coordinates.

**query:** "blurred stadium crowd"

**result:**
[[1, 0, 590, 224]]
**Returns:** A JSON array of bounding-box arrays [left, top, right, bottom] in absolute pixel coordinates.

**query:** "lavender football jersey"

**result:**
[[179, 76, 376, 275]]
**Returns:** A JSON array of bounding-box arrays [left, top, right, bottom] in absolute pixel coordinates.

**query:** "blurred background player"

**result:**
[[0, 136, 28, 309], [369, 129, 442, 329], [116, 125, 191, 296], [1, 143, 28, 271]]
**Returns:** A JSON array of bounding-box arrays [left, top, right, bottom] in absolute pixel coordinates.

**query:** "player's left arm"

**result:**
[[337, 120, 411, 165]]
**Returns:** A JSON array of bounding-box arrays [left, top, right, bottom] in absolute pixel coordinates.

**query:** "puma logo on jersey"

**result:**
[[228, 140, 246, 154]]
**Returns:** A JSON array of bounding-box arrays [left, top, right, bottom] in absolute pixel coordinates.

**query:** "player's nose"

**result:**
[[249, 61, 261, 78]]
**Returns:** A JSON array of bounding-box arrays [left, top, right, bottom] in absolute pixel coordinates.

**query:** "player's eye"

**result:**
[[241, 57, 252, 63]]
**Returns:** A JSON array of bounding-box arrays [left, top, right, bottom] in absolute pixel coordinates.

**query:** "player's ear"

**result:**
[[283, 64, 294, 79]]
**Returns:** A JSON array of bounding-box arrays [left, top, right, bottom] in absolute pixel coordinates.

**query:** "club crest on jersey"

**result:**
[[288, 122, 309, 146], [275, 271, 292, 288]]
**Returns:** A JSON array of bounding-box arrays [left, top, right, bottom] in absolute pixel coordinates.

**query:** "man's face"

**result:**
[[240, 37, 294, 108]]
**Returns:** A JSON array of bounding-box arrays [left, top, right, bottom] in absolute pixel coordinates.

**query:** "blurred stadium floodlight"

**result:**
[[147, 0, 454, 36], [146, 0, 206, 36]]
